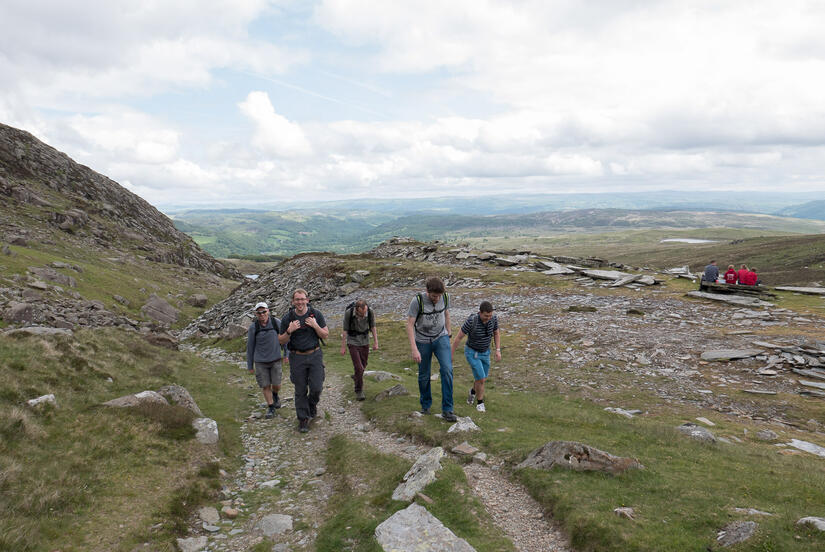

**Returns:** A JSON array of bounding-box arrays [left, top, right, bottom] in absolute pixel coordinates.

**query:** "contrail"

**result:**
[[241, 71, 388, 118]]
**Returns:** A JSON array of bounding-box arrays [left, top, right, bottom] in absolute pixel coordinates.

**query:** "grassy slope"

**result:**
[[0, 329, 247, 552], [317, 278, 825, 551]]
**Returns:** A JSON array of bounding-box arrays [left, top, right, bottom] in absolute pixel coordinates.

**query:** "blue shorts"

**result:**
[[464, 347, 491, 381]]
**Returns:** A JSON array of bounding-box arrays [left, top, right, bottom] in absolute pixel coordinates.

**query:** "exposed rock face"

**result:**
[[181, 254, 350, 339], [516, 441, 644, 475]]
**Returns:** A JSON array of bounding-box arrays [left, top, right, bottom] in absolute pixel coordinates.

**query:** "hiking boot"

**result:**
[[355, 390, 366, 401], [420, 407, 430, 415], [265, 405, 275, 419], [442, 411, 457, 422], [299, 419, 309, 433], [273, 397, 281, 409], [309, 406, 317, 419], [476, 403, 486, 413], [467, 389, 475, 405]]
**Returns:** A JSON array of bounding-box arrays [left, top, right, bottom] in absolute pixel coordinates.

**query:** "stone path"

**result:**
[[183, 347, 571, 551]]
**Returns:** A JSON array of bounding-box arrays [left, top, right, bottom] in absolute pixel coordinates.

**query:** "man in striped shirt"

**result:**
[[451, 301, 501, 412]]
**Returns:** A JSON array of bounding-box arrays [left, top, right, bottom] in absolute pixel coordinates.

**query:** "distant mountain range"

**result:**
[[775, 200, 825, 221], [164, 190, 825, 218]]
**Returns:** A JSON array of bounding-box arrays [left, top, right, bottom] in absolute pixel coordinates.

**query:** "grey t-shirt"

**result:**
[[343, 307, 374, 346], [407, 293, 448, 343]]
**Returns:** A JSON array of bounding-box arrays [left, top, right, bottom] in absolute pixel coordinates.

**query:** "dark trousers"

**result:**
[[289, 349, 325, 421], [347, 344, 369, 392]]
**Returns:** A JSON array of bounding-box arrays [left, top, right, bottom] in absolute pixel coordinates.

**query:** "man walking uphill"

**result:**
[[340, 298, 378, 401], [451, 301, 501, 413], [279, 289, 329, 433], [247, 302, 284, 419], [406, 277, 456, 422]]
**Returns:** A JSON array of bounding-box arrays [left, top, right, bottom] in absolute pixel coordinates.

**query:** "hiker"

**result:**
[[451, 301, 500, 413], [724, 264, 737, 284], [742, 267, 758, 286], [701, 260, 719, 287], [279, 289, 329, 433], [340, 298, 378, 401], [406, 276, 456, 422], [247, 302, 285, 419], [737, 264, 749, 285]]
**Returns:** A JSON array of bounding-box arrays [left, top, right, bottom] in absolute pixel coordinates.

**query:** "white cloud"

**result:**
[[2, 0, 825, 207], [66, 111, 180, 164], [239, 91, 313, 157]]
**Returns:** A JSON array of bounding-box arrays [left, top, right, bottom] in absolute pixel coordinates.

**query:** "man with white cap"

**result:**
[[247, 301, 284, 419]]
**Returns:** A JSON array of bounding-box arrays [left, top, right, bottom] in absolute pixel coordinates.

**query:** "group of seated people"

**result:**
[[702, 261, 760, 286]]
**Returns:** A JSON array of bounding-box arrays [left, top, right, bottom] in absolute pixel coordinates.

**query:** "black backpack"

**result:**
[[345, 302, 373, 336]]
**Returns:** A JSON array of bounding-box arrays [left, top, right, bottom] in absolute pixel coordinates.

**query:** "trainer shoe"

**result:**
[[476, 403, 486, 413], [420, 407, 430, 415], [356, 390, 366, 401], [299, 419, 309, 433], [442, 411, 457, 422], [467, 389, 474, 405]]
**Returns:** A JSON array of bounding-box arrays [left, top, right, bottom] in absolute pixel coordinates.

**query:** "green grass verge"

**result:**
[[0, 329, 247, 551], [323, 318, 825, 552], [316, 435, 515, 551]]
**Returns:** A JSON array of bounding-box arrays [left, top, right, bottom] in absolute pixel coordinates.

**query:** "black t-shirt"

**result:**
[[280, 307, 327, 351]]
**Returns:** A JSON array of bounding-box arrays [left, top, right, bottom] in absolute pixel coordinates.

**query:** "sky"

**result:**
[[1, 0, 825, 209]]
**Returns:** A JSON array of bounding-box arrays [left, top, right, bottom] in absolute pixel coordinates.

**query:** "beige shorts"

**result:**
[[254, 359, 282, 388]]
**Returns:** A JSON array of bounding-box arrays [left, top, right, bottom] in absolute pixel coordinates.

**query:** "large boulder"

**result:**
[[103, 390, 169, 408], [192, 417, 219, 444], [516, 441, 643, 475], [140, 294, 180, 325], [4, 301, 34, 324], [187, 293, 208, 308], [375, 503, 476, 552], [143, 332, 179, 350], [158, 385, 203, 416]]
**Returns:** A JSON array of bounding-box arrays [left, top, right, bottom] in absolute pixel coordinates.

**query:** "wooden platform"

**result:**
[[698, 280, 777, 298]]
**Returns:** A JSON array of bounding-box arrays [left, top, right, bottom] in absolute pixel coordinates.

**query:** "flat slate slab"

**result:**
[[686, 291, 774, 307], [375, 503, 476, 552], [581, 269, 630, 281], [700, 349, 763, 361], [775, 286, 825, 295]]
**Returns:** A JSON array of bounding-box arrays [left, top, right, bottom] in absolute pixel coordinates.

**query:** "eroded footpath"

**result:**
[[180, 346, 570, 552]]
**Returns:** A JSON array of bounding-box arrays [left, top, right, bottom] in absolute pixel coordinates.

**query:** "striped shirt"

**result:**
[[461, 313, 498, 352]]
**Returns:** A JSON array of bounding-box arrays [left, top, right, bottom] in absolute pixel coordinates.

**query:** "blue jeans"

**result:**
[[416, 335, 453, 413]]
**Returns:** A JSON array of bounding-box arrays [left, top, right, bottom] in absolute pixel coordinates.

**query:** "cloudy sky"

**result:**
[[2, 0, 824, 208]]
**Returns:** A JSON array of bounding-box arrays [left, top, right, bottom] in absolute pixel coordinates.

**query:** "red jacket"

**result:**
[[737, 269, 749, 284], [724, 269, 737, 284], [741, 271, 758, 286]]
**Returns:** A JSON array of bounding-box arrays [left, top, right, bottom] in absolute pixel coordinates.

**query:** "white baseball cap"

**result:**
[[254, 302, 268, 311]]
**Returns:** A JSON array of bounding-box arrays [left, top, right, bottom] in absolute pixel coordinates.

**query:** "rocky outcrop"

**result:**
[[517, 441, 644, 475], [181, 254, 350, 339]]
